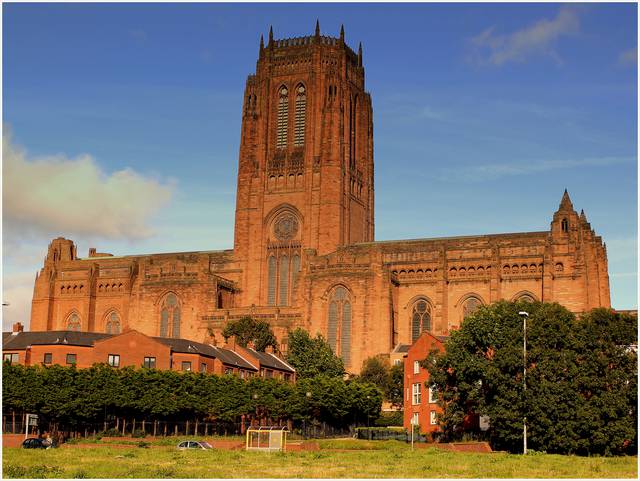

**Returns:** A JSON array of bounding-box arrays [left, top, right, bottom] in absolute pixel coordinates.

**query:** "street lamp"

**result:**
[[303, 391, 311, 439], [519, 311, 529, 455], [366, 395, 371, 440]]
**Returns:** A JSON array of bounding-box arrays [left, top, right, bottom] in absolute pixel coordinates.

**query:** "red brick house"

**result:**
[[403, 331, 447, 435]]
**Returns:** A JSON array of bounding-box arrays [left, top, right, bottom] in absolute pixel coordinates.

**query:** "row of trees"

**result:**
[[2, 363, 382, 430], [426, 303, 637, 455]]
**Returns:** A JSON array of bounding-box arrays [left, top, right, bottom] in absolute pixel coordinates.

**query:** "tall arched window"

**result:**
[[327, 286, 352, 366], [411, 299, 431, 343], [292, 254, 301, 289], [515, 294, 536, 303], [159, 293, 180, 338], [267, 256, 277, 306], [561, 218, 568, 232], [294, 85, 306, 146], [66, 313, 81, 331], [105, 312, 121, 334], [276, 86, 288, 149], [462, 296, 482, 319], [279, 254, 289, 306]]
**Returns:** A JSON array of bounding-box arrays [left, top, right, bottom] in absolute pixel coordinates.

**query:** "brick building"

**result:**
[[2, 323, 295, 381], [28, 24, 610, 374]]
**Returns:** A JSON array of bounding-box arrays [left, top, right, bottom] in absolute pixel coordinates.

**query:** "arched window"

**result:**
[[411, 299, 431, 343], [294, 85, 306, 146], [276, 86, 288, 149], [279, 255, 289, 306], [516, 294, 536, 303], [105, 312, 121, 334], [267, 256, 277, 306], [66, 313, 81, 331], [462, 297, 482, 319], [327, 286, 352, 366], [159, 293, 180, 338], [561, 218, 568, 233], [292, 254, 301, 289]]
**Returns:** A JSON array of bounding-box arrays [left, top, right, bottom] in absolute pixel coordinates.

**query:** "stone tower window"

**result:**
[[105, 311, 121, 334], [327, 286, 352, 366], [279, 254, 289, 306], [267, 256, 277, 306], [462, 296, 482, 319], [561, 218, 568, 232], [66, 312, 81, 331], [411, 299, 431, 343], [160, 293, 181, 338], [276, 86, 289, 149], [294, 85, 306, 146]]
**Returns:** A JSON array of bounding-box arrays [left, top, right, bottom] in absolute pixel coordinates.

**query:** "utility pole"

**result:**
[[519, 311, 529, 455]]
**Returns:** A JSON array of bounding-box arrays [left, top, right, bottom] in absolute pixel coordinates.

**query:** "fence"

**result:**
[[355, 427, 429, 443]]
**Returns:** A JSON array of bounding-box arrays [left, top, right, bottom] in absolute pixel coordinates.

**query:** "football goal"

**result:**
[[245, 426, 288, 452]]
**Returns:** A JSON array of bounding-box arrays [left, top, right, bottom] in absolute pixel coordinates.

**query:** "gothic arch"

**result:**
[[263, 203, 304, 229], [158, 291, 181, 338], [103, 309, 122, 334], [408, 296, 433, 343], [511, 291, 538, 303], [325, 285, 353, 367], [456, 293, 486, 321], [64, 310, 82, 331]]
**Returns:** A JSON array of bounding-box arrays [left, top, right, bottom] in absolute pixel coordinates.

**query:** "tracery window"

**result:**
[[411, 299, 431, 343], [327, 286, 352, 366], [66, 313, 81, 331], [105, 312, 121, 334], [159, 293, 181, 338], [267, 256, 277, 306], [462, 296, 482, 319], [294, 85, 306, 146], [276, 86, 289, 149], [516, 294, 536, 303], [279, 254, 289, 306]]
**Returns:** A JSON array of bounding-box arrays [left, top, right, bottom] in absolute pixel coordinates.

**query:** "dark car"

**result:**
[[22, 438, 53, 449]]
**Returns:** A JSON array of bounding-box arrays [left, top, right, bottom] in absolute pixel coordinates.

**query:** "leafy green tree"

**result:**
[[222, 316, 278, 352], [359, 356, 389, 392], [286, 328, 345, 378], [427, 301, 637, 455], [386, 362, 405, 409]]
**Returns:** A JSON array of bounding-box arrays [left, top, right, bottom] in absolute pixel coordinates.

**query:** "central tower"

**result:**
[[233, 23, 374, 307]]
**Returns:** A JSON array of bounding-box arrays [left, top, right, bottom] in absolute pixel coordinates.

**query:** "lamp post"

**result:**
[[303, 391, 311, 439], [519, 311, 529, 455], [366, 395, 371, 440], [252, 393, 259, 427]]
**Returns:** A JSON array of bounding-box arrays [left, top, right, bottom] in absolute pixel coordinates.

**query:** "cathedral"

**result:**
[[29, 24, 611, 373]]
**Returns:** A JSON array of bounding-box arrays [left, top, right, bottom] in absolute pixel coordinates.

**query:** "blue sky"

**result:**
[[3, 2, 637, 328]]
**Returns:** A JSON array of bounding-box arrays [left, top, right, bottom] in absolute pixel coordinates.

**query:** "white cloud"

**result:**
[[438, 156, 634, 182], [3, 132, 174, 242], [618, 47, 637, 66], [2, 272, 37, 330], [470, 6, 581, 66]]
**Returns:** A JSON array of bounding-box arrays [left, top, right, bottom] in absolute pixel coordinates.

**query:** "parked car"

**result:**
[[22, 438, 54, 449], [177, 440, 213, 450]]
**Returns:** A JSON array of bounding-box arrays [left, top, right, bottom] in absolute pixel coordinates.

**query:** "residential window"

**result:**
[[181, 361, 192, 372], [43, 353, 52, 365], [429, 385, 438, 404], [225, 367, 233, 375], [430, 410, 438, 425], [412, 383, 422, 405], [108, 354, 120, 367], [3, 353, 19, 364], [66, 353, 77, 365], [413, 360, 420, 374], [284, 373, 291, 382], [143, 357, 156, 369], [239, 370, 246, 379], [411, 413, 419, 427], [394, 359, 402, 366], [266, 369, 273, 378]]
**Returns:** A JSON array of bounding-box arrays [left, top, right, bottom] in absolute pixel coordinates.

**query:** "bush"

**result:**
[[132, 429, 146, 438], [374, 411, 403, 427]]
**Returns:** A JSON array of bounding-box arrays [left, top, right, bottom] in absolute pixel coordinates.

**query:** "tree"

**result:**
[[386, 362, 404, 409], [221, 316, 278, 352], [427, 301, 637, 455], [359, 356, 389, 392], [285, 328, 345, 378]]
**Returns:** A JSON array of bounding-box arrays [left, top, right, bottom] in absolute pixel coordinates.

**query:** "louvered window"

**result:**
[[279, 255, 289, 306], [294, 85, 306, 146], [267, 256, 277, 306], [292, 254, 301, 288], [411, 299, 431, 343], [276, 87, 288, 149], [341, 300, 351, 366], [160, 308, 169, 337], [328, 301, 338, 351]]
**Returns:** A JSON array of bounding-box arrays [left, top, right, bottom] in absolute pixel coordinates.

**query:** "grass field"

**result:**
[[3, 439, 637, 478]]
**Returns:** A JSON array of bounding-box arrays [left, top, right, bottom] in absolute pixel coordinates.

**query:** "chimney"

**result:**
[[12, 322, 24, 333], [247, 340, 256, 350], [265, 345, 274, 354]]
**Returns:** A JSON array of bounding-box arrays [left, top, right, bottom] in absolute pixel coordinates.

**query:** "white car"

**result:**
[[177, 440, 213, 450]]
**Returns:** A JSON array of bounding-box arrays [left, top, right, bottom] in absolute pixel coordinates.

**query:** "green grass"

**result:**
[[3, 439, 636, 478]]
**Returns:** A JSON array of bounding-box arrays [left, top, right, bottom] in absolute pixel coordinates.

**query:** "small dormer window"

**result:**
[[561, 218, 568, 233]]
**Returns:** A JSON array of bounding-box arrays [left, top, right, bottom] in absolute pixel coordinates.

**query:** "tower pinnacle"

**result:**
[[559, 189, 574, 211], [315, 19, 320, 38]]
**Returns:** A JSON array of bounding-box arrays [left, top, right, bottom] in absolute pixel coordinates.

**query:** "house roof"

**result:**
[[244, 347, 295, 373], [392, 343, 411, 353], [153, 337, 257, 371], [2, 330, 111, 349]]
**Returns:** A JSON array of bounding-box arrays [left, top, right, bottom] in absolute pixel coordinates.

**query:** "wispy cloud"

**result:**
[[438, 156, 633, 182], [3, 131, 174, 242], [618, 47, 637, 67], [469, 6, 581, 66]]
